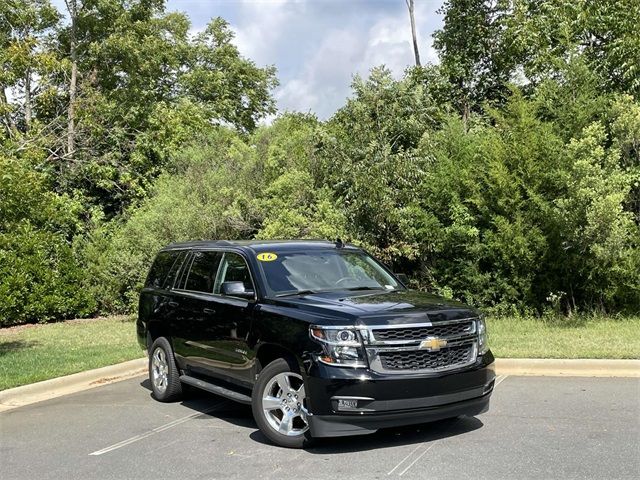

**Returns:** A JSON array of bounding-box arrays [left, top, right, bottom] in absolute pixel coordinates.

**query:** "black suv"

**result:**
[[137, 240, 495, 448]]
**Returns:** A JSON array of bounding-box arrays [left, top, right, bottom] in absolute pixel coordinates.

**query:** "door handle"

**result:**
[[168, 301, 179, 307], [203, 308, 216, 315]]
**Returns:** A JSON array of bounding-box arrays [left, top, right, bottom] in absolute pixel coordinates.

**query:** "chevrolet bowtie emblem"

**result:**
[[420, 337, 447, 351]]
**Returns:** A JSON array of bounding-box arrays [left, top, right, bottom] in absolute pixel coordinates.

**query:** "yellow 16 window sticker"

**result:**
[[257, 252, 278, 262]]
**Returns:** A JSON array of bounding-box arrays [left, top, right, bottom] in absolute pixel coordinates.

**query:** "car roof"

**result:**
[[160, 239, 361, 254]]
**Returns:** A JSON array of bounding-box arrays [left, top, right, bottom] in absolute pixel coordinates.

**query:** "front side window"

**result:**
[[257, 250, 401, 295], [184, 251, 222, 293], [214, 253, 254, 294]]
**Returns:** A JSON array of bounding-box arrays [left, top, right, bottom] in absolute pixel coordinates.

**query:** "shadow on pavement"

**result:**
[[303, 416, 483, 454], [138, 379, 484, 453]]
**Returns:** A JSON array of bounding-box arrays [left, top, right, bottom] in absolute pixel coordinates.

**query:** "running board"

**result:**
[[179, 375, 252, 404]]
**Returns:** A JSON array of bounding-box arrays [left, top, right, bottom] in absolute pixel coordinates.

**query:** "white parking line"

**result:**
[[495, 375, 509, 388], [387, 444, 422, 475], [88, 402, 225, 456], [398, 443, 435, 476]]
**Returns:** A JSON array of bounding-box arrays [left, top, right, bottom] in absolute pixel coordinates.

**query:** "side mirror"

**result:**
[[394, 273, 410, 285], [221, 281, 254, 299]]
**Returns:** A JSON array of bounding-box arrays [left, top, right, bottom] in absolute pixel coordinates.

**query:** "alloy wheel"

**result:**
[[151, 347, 169, 394], [261, 372, 308, 437]]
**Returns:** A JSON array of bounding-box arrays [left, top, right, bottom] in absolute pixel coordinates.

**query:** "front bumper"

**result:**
[[305, 351, 495, 438]]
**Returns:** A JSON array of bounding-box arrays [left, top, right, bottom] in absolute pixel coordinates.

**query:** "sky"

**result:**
[[52, 0, 445, 119]]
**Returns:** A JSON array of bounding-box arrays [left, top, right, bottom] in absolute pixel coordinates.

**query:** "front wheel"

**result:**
[[251, 358, 312, 448]]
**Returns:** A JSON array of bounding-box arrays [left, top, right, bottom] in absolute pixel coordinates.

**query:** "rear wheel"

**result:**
[[251, 358, 312, 448], [149, 337, 183, 402]]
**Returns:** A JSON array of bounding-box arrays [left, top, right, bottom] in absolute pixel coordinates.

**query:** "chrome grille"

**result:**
[[379, 343, 474, 370], [372, 320, 475, 341], [364, 317, 479, 374]]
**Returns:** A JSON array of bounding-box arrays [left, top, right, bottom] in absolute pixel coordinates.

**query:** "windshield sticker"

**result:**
[[257, 252, 278, 262]]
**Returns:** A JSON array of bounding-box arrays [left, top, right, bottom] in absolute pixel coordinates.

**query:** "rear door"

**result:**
[[170, 250, 224, 375]]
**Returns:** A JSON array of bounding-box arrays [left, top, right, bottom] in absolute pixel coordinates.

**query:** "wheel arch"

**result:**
[[255, 342, 302, 374]]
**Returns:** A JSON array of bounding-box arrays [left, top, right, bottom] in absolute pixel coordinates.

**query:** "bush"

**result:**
[[0, 155, 94, 326], [87, 117, 348, 313], [0, 226, 94, 326]]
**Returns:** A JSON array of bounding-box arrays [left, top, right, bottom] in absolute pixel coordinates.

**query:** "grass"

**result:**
[[487, 315, 640, 359], [0, 316, 143, 391], [1, 314, 638, 391]]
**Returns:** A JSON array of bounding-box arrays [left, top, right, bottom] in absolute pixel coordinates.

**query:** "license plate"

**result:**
[[338, 399, 358, 409]]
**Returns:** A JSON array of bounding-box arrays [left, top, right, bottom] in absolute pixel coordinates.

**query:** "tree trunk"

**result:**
[[406, 0, 421, 66], [0, 86, 15, 133], [25, 68, 31, 132], [66, 0, 78, 159]]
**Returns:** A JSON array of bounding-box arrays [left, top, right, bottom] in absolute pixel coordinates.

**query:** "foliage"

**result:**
[[0, 154, 93, 326], [1, 0, 638, 324], [413, 94, 639, 313], [87, 116, 347, 312], [316, 68, 439, 261]]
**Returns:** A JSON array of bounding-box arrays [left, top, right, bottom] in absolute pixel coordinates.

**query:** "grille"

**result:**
[[373, 320, 475, 341], [379, 343, 473, 371]]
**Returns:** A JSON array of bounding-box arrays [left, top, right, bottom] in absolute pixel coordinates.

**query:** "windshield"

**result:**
[[257, 249, 402, 296]]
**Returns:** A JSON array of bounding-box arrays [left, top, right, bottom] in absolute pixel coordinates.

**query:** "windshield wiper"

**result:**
[[275, 289, 318, 297], [345, 286, 385, 291]]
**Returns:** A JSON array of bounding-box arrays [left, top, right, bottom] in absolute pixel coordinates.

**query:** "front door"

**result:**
[[209, 251, 257, 386]]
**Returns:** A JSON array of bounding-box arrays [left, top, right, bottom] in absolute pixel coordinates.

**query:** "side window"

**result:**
[[184, 251, 221, 293], [214, 253, 254, 294], [162, 250, 187, 289], [145, 251, 177, 289]]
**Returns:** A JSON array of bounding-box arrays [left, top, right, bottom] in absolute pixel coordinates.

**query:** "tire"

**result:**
[[148, 337, 183, 402], [251, 358, 312, 448]]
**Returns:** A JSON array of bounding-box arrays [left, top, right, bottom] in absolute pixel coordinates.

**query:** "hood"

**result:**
[[268, 289, 479, 326]]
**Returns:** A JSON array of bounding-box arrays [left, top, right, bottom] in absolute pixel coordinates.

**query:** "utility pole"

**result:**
[[405, 0, 421, 66], [65, 0, 78, 159]]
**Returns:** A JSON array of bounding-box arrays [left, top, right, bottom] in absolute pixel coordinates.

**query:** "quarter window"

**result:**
[[184, 251, 222, 293], [145, 251, 177, 289], [162, 251, 187, 289]]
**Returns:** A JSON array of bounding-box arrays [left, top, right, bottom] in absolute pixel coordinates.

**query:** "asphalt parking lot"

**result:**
[[1, 375, 639, 480]]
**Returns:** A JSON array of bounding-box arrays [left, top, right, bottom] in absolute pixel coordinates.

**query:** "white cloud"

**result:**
[[267, 1, 443, 118], [166, 1, 445, 119]]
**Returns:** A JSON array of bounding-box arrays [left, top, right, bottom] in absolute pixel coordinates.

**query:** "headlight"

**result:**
[[310, 326, 367, 367], [477, 315, 489, 354]]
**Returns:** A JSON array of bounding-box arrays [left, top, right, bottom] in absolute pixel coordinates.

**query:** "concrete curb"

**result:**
[[495, 358, 640, 377], [0, 357, 638, 413], [0, 358, 147, 413]]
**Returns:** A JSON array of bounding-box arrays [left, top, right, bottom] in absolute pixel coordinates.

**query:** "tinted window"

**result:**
[[162, 250, 188, 289], [145, 251, 178, 288], [214, 253, 254, 294], [184, 251, 221, 293]]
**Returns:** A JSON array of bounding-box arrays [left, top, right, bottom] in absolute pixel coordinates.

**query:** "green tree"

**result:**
[[433, 0, 517, 121], [0, 0, 61, 134], [316, 67, 441, 261], [48, 2, 277, 215]]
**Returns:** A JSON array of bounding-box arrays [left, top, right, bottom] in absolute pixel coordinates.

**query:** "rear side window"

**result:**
[[184, 251, 222, 293], [145, 251, 178, 289]]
